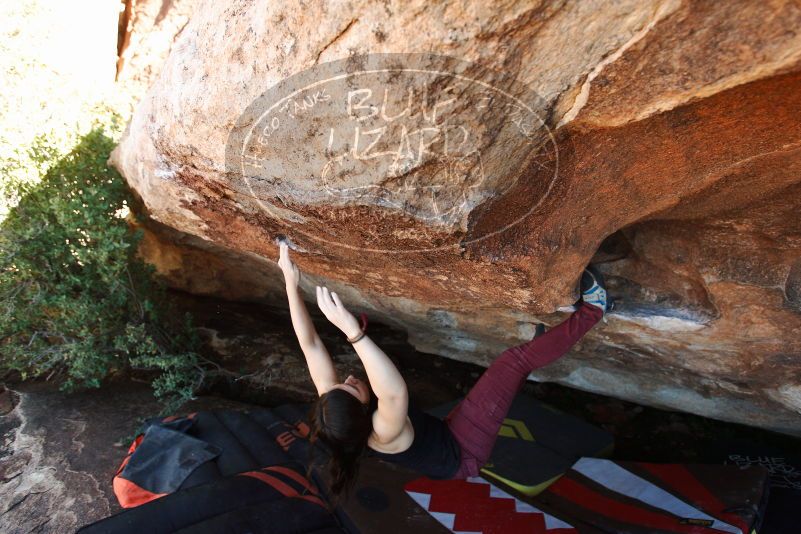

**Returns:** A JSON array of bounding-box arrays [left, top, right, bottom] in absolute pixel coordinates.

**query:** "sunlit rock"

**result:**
[[111, 0, 801, 435]]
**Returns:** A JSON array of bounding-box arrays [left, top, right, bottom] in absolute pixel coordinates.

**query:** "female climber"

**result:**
[[278, 240, 607, 499]]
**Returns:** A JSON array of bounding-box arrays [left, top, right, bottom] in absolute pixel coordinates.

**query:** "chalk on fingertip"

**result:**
[[274, 235, 306, 252]]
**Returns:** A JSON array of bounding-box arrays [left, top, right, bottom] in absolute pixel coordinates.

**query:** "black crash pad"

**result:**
[[427, 393, 614, 495]]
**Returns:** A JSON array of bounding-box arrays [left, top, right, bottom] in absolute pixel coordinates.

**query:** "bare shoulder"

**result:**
[[367, 414, 414, 454]]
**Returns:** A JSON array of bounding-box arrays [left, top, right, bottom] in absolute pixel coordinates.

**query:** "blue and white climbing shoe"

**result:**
[[580, 265, 608, 312]]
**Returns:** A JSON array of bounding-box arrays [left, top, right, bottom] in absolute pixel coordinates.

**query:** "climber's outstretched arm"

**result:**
[[316, 286, 409, 444], [279, 242, 338, 395]]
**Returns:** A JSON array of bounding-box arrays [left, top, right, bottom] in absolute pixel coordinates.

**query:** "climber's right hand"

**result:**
[[278, 241, 300, 288]]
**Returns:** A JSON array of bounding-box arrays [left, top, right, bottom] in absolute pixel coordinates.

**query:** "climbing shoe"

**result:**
[[580, 265, 608, 312]]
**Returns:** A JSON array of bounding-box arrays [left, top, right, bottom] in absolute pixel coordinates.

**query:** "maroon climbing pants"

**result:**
[[444, 303, 603, 479]]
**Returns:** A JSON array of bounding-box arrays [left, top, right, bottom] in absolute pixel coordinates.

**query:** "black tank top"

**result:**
[[367, 402, 461, 479]]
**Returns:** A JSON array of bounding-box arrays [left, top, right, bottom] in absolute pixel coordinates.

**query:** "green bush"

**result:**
[[0, 120, 205, 412]]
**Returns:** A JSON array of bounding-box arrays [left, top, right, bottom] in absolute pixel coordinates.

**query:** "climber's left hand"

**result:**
[[316, 286, 361, 339]]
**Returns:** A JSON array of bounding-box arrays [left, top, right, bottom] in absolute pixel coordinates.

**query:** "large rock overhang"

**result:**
[[110, 0, 801, 435]]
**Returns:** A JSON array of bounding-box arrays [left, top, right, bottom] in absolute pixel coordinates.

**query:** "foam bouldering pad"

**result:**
[[427, 394, 614, 496], [403, 476, 588, 533], [80, 466, 343, 534], [531, 458, 769, 534], [340, 454, 606, 533], [340, 458, 455, 534], [704, 437, 801, 534]]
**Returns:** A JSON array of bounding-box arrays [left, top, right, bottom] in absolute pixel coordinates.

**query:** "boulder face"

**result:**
[[111, 0, 801, 435], [115, 0, 200, 106]]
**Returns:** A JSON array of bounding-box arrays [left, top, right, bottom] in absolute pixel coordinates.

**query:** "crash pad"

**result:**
[[532, 458, 769, 534], [427, 393, 614, 495]]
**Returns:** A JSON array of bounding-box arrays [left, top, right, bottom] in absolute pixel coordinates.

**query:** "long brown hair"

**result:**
[[307, 388, 375, 506]]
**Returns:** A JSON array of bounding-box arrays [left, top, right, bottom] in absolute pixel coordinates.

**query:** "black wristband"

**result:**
[[347, 330, 366, 343]]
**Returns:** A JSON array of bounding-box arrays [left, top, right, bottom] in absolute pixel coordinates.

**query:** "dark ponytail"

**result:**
[[307, 388, 374, 507]]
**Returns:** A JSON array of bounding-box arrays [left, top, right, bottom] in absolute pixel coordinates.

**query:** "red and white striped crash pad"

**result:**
[[533, 458, 767, 534], [405, 476, 577, 534]]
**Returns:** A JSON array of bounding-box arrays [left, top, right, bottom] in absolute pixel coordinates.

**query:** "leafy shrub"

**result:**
[[0, 119, 205, 411]]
